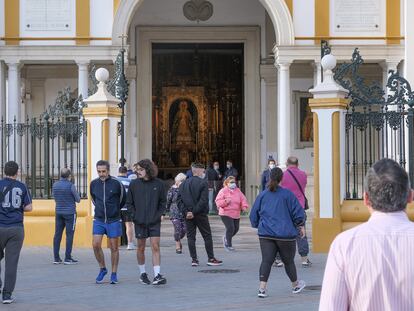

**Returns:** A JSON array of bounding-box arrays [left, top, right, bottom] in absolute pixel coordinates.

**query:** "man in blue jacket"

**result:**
[[90, 160, 126, 285], [52, 168, 80, 265]]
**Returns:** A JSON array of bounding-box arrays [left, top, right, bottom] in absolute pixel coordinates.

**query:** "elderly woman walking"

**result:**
[[250, 167, 306, 298], [215, 176, 249, 251], [166, 173, 187, 254]]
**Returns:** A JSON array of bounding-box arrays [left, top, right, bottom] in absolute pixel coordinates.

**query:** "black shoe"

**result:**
[[140, 273, 151, 285], [53, 258, 63, 265], [207, 258, 223, 266], [152, 274, 167, 285], [191, 259, 199, 267], [2, 292, 15, 304], [64, 258, 78, 265]]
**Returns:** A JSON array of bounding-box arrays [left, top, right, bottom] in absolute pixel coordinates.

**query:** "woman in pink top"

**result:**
[[215, 176, 249, 251]]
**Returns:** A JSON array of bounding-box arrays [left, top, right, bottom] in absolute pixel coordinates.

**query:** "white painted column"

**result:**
[[309, 54, 348, 218], [6, 62, 21, 123], [260, 77, 267, 169], [0, 61, 6, 121], [77, 62, 89, 100], [277, 61, 291, 166], [405, 0, 414, 84], [128, 78, 137, 163], [313, 61, 322, 88]]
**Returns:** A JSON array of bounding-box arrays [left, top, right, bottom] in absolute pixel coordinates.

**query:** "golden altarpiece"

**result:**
[[152, 43, 244, 177]]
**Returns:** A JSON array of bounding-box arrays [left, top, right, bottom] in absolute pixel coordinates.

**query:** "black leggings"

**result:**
[[220, 216, 240, 247], [259, 238, 297, 283]]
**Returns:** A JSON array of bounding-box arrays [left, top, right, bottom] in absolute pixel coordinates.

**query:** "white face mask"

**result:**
[[200, 173, 206, 179], [214, 165, 219, 170], [228, 182, 237, 189], [269, 164, 276, 169], [226, 164, 232, 169]]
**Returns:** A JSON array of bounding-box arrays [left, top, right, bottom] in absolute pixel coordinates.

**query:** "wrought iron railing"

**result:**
[[334, 49, 414, 199], [0, 88, 88, 199]]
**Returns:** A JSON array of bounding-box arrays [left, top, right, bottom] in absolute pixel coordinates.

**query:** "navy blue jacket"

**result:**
[[0, 178, 32, 227], [250, 187, 305, 239], [261, 169, 271, 191], [52, 179, 80, 215], [90, 176, 126, 223]]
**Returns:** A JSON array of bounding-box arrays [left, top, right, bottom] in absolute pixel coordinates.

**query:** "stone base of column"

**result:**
[[312, 217, 342, 253]]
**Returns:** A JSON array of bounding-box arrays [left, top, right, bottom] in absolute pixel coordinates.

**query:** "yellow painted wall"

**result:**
[[23, 200, 96, 247]]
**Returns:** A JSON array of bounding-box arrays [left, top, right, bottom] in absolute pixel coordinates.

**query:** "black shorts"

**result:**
[[121, 210, 133, 222], [135, 222, 161, 239]]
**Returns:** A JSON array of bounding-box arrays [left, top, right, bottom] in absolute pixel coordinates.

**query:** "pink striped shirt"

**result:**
[[319, 211, 414, 311]]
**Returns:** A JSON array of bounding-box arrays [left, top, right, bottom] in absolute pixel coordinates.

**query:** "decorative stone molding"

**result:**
[[183, 0, 213, 22]]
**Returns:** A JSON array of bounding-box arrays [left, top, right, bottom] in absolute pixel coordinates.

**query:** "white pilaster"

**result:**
[[260, 77, 267, 169], [0, 61, 6, 121], [77, 62, 89, 100], [6, 62, 21, 123], [277, 61, 291, 166]]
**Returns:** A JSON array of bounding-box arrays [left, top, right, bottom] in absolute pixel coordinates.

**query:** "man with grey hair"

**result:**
[[52, 168, 80, 265], [179, 162, 222, 267], [320, 158, 414, 310]]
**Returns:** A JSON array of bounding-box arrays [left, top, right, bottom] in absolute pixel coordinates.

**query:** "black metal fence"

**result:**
[[335, 49, 414, 199], [0, 116, 88, 199], [0, 88, 88, 199]]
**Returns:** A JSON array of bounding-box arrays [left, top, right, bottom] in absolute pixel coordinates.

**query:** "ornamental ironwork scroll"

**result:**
[[334, 48, 414, 199]]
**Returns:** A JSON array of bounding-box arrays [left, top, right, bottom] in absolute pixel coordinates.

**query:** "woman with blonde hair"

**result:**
[[166, 173, 187, 254], [215, 176, 249, 251]]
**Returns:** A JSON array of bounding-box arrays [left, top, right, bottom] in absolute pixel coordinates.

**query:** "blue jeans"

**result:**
[[53, 213, 76, 260]]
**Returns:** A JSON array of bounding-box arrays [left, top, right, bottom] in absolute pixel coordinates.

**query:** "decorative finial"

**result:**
[[95, 68, 109, 83], [118, 34, 128, 50]]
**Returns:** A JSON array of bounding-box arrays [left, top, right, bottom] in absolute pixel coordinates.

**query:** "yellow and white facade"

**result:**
[[0, 0, 411, 248]]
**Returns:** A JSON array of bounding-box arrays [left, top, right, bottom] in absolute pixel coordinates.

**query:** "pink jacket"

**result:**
[[215, 187, 249, 219], [280, 166, 307, 209]]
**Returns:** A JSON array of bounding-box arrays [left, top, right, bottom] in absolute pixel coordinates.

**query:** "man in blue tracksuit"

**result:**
[[52, 168, 80, 265], [90, 160, 126, 285]]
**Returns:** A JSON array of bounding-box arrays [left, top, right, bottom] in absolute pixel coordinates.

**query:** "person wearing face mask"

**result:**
[[215, 176, 249, 251], [206, 161, 222, 214], [261, 157, 277, 191], [224, 160, 238, 180], [178, 162, 223, 267]]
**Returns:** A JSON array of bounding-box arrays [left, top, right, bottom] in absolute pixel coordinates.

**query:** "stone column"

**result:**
[[6, 62, 21, 123], [313, 61, 322, 88], [276, 61, 291, 166], [77, 62, 89, 100], [0, 61, 6, 121], [309, 54, 349, 252]]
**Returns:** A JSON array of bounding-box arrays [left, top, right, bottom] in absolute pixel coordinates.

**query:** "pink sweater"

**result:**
[[215, 187, 249, 219], [280, 166, 307, 209]]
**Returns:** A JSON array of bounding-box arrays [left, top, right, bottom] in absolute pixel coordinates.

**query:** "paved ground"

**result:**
[[3, 217, 326, 311]]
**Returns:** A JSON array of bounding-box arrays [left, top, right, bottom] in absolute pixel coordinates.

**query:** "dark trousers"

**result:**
[[220, 216, 240, 247], [53, 213, 76, 260], [259, 238, 297, 283], [0, 226, 24, 294], [186, 214, 215, 260]]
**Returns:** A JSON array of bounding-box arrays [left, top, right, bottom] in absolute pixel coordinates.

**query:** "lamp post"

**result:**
[[115, 35, 129, 167]]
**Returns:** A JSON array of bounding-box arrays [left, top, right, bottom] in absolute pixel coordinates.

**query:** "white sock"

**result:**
[[154, 265, 160, 275], [139, 265, 146, 274]]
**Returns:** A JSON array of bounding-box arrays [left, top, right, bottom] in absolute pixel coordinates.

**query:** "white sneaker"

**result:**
[[127, 244, 136, 250], [292, 280, 306, 294], [274, 260, 284, 267], [258, 289, 268, 298]]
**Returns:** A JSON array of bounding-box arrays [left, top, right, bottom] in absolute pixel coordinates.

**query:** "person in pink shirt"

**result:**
[[320, 158, 414, 311], [215, 176, 249, 251], [280, 156, 311, 267]]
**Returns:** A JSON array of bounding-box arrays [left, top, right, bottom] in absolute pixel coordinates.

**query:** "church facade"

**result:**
[[0, 0, 411, 247]]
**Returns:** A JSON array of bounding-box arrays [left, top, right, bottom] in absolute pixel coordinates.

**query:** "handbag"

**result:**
[[286, 170, 309, 210]]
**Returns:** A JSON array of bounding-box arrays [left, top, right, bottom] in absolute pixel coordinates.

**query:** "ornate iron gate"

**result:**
[[0, 88, 88, 199], [334, 49, 414, 199]]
